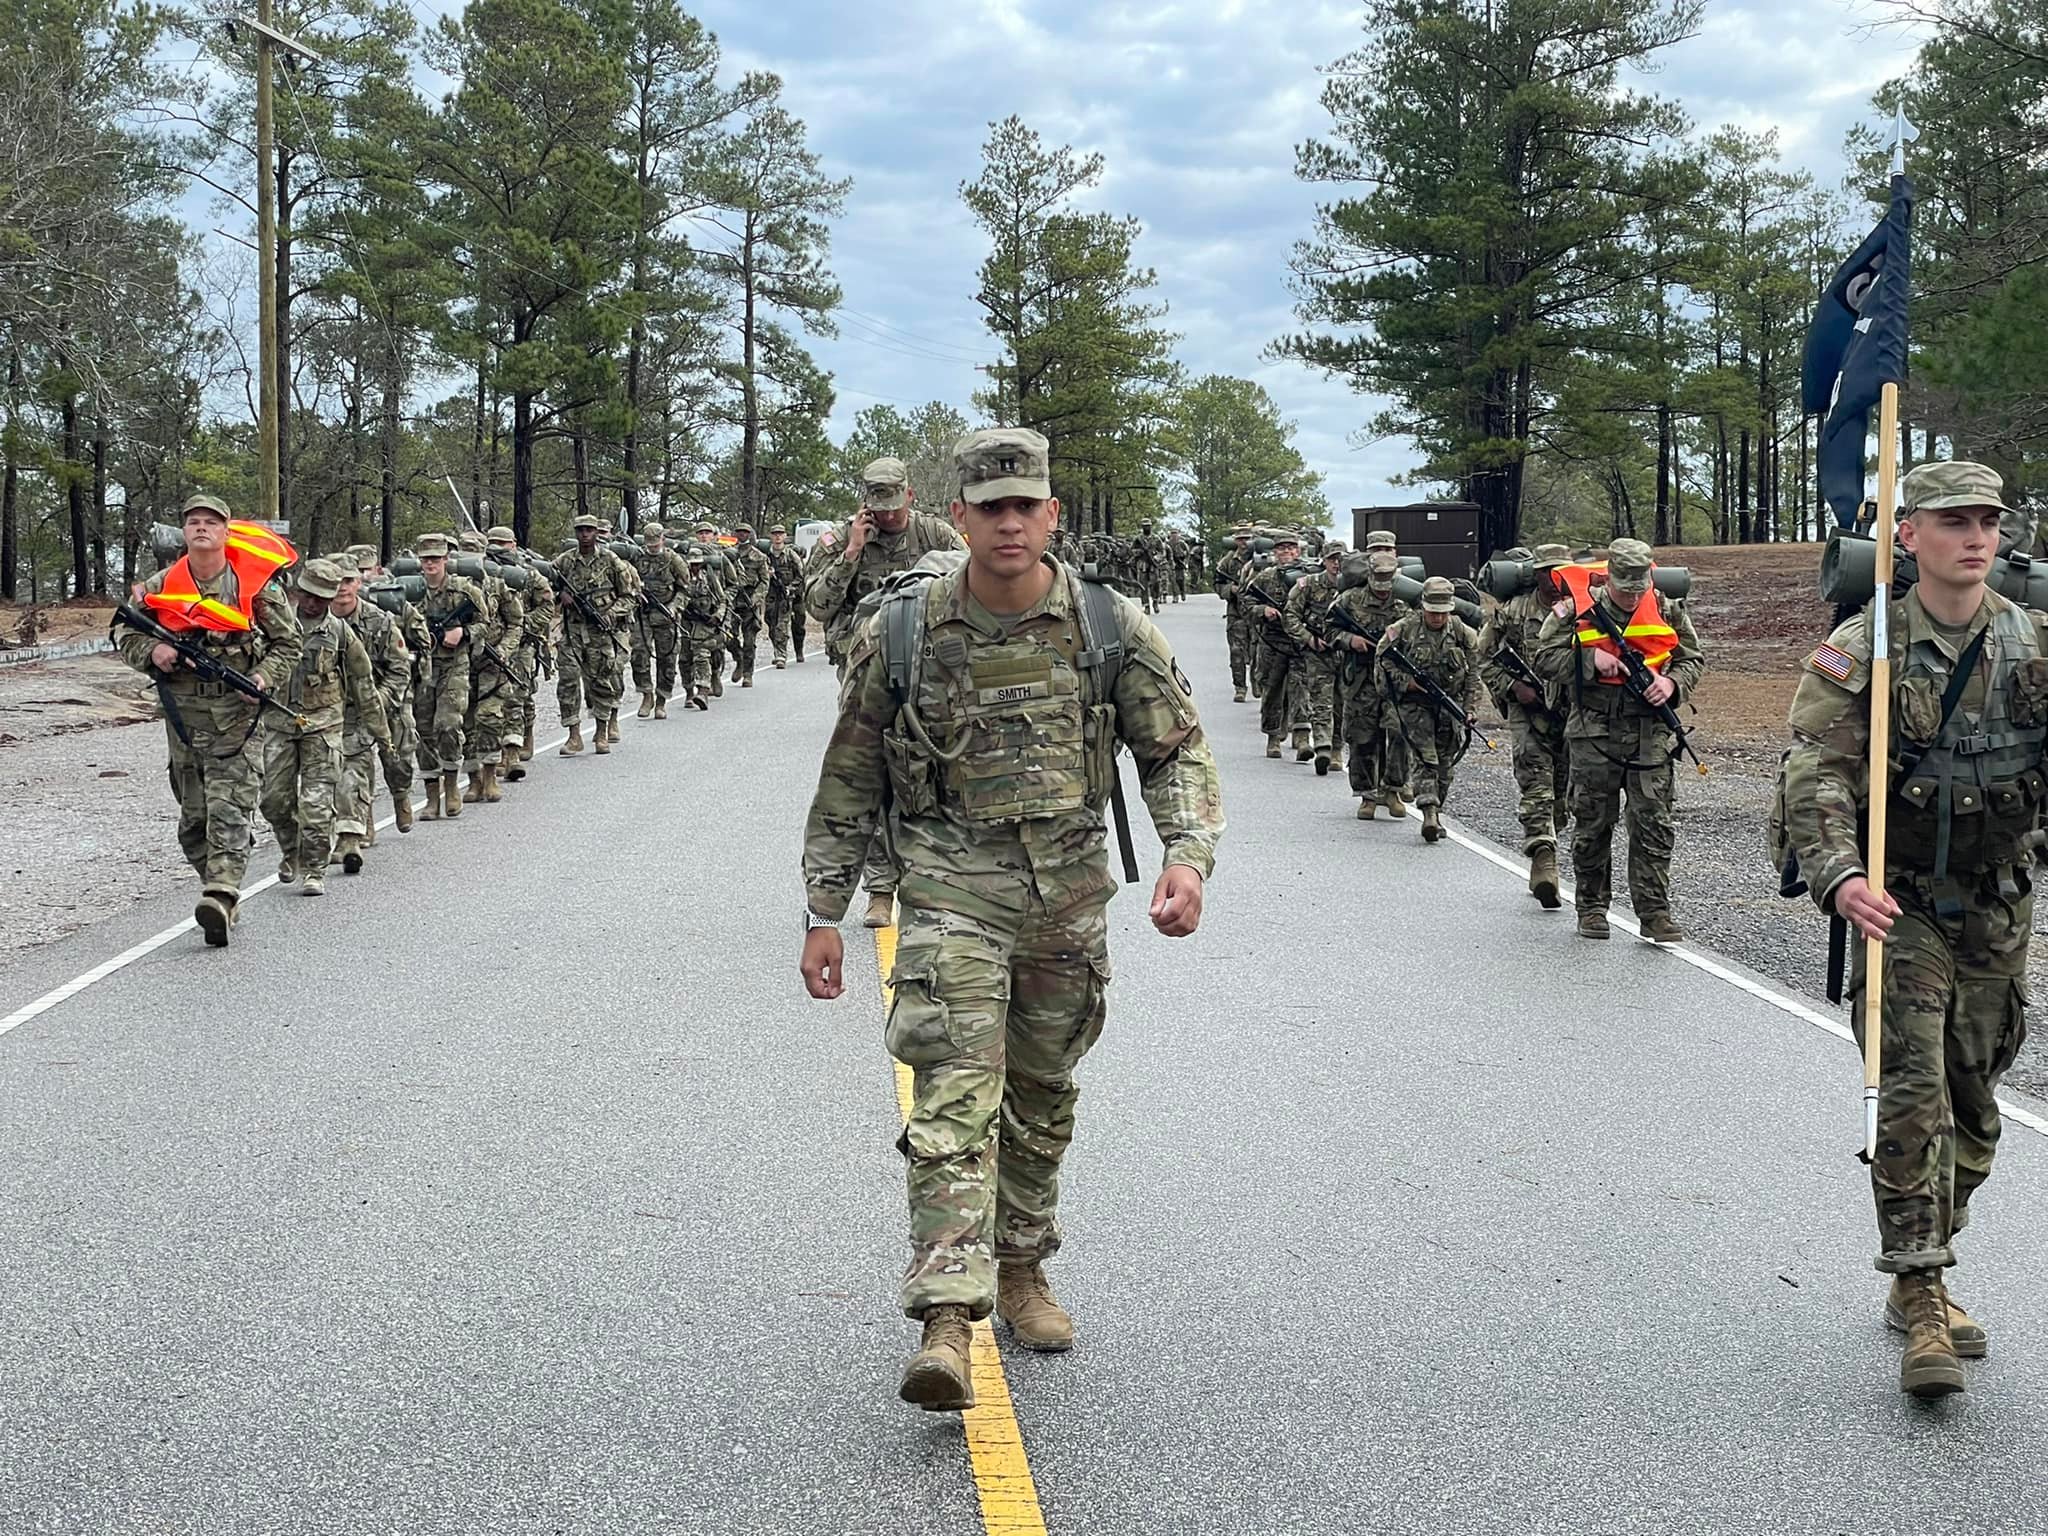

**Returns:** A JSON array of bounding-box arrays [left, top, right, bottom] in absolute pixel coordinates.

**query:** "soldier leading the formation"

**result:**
[[799, 427, 1224, 1414]]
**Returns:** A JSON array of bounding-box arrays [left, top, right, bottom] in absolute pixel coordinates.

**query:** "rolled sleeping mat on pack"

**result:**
[[390, 553, 422, 577], [365, 580, 409, 616], [609, 540, 638, 559], [1822, 527, 2048, 611], [1390, 572, 1484, 629], [530, 557, 558, 585], [1481, 556, 1692, 602], [486, 556, 531, 591], [1398, 554, 1427, 583], [1337, 552, 1373, 593], [452, 553, 486, 580]]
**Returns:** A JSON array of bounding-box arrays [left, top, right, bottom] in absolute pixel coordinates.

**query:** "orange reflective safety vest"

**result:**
[[1557, 563, 1679, 682], [144, 522, 297, 634]]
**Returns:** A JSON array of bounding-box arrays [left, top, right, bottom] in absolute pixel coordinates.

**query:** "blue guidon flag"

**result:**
[[1803, 172, 1914, 530]]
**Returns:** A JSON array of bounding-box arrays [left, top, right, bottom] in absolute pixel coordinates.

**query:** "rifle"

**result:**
[[1381, 641, 1497, 751], [559, 576, 619, 636], [1324, 600, 1390, 674], [639, 590, 681, 628], [427, 590, 523, 683], [1572, 595, 1707, 775], [1492, 637, 1559, 718], [112, 600, 307, 744]]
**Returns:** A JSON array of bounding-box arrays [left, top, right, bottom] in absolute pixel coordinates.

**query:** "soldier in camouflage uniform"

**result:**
[[116, 494, 303, 945], [725, 525, 773, 687], [457, 529, 521, 805], [329, 555, 410, 871], [803, 457, 966, 928], [1212, 527, 1254, 703], [764, 523, 806, 667], [1328, 551, 1412, 819], [1132, 521, 1165, 613], [1245, 531, 1311, 759], [412, 533, 493, 821], [1378, 576, 1480, 843], [1782, 462, 2038, 1399], [1166, 530, 1190, 603], [1534, 536, 1706, 942], [1479, 543, 1574, 908], [800, 427, 1224, 1413], [485, 526, 550, 777], [690, 522, 729, 694], [676, 543, 727, 709], [554, 513, 638, 755], [353, 542, 428, 832], [260, 559, 389, 896], [627, 522, 690, 718], [1283, 540, 1345, 774]]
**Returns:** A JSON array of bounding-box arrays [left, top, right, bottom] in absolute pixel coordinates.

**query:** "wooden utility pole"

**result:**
[[234, 8, 322, 523]]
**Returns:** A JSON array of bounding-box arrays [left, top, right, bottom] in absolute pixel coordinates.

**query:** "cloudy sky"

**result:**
[[677, 0, 1923, 518]]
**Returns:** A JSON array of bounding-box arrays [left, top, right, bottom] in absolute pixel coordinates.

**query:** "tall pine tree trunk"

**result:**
[[61, 382, 86, 596], [740, 219, 760, 528], [91, 404, 108, 594], [0, 349, 18, 600], [380, 353, 400, 567], [1654, 401, 1673, 546], [275, 147, 294, 535], [512, 390, 536, 548]]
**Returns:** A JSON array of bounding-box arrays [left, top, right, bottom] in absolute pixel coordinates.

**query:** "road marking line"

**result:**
[[0, 732, 571, 1042], [873, 924, 1050, 1536], [1420, 808, 2048, 1140]]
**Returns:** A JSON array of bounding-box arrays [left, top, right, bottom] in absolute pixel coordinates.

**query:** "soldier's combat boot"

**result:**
[[996, 1261, 1075, 1352], [1357, 797, 1375, 821], [560, 723, 584, 756], [1330, 745, 1345, 772], [1293, 729, 1311, 758], [899, 1305, 975, 1411], [419, 777, 443, 820], [711, 674, 724, 698], [502, 743, 525, 783], [730, 661, 744, 683], [442, 770, 463, 818], [395, 793, 414, 832], [653, 694, 668, 719], [521, 725, 534, 762], [1421, 805, 1443, 842], [594, 725, 612, 755], [637, 690, 654, 719], [1529, 846, 1561, 909], [1314, 747, 1331, 776], [1895, 1271, 1967, 1397], [863, 891, 895, 929], [1639, 911, 1684, 944], [607, 710, 622, 743], [339, 836, 364, 875], [774, 657, 786, 669], [302, 872, 326, 897], [195, 893, 232, 948], [690, 691, 710, 712], [1576, 907, 1610, 940], [480, 761, 502, 803], [1233, 687, 1246, 703], [463, 770, 485, 804], [1384, 791, 1407, 819], [1887, 1274, 1988, 1359], [1266, 735, 1284, 759], [277, 854, 298, 884]]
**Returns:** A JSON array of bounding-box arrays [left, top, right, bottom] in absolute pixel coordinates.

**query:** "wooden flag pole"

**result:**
[[1861, 378, 1902, 1162]]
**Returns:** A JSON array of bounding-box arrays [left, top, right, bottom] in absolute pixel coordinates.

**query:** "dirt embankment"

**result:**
[[0, 597, 119, 653]]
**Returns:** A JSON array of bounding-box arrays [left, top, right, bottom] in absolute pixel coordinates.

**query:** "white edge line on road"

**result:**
[[0, 731, 572, 1041], [1417, 807, 2048, 1141]]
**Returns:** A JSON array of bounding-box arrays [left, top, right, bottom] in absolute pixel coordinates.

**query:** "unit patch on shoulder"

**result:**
[[819, 529, 837, 550], [1809, 643, 1857, 684]]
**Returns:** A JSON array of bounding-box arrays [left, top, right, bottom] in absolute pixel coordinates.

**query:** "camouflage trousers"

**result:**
[[338, 723, 381, 842], [1256, 645, 1306, 741], [680, 624, 719, 700], [161, 690, 265, 900], [1225, 612, 1251, 691], [261, 719, 344, 871], [1139, 568, 1160, 613], [1169, 564, 1186, 601], [1341, 664, 1408, 797], [1390, 699, 1463, 809], [1848, 867, 2030, 1273], [1506, 703, 1571, 853], [766, 595, 804, 662], [1295, 651, 1336, 751], [730, 604, 761, 682], [414, 649, 469, 776], [464, 661, 516, 773], [631, 611, 679, 699], [557, 626, 624, 724], [380, 687, 417, 803], [1567, 721, 1676, 916], [887, 878, 1112, 1319]]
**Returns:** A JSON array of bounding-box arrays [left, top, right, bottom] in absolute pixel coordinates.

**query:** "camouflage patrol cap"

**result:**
[[347, 542, 378, 566], [1323, 540, 1348, 558], [1364, 529, 1397, 551], [1532, 543, 1572, 570], [1420, 575, 1457, 613], [181, 492, 231, 524], [573, 513, 601, 531], [1902, 460, 2013, 515], [642, 522, 666, 539], [1607, 538, 1654, 582], [694, 520, 718, 535], [862, 457, 910, 511], [955, 428, 1052, 504], [485, 525, 515, 544], [297, 557, 344, 599], [736, 525, 756, 541], [415, 533, 451, 557], [1500, 546, 1533, 563], [327, 552, 361, 577], [1368, 551, 1398, 577], [458, 530, 486, 552], [684, 542, 707, 562], [1270, 528, 1301, 550], [1229, 525, 1251, 540]]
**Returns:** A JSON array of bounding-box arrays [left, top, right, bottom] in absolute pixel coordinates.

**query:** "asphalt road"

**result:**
[[2, 594, 2045, 1535]]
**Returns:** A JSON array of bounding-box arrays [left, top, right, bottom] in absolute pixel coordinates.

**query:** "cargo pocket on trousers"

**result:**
[[885, 956, 957, 1070]]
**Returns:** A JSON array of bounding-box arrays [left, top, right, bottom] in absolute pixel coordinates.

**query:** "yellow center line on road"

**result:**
[[873, 924, 1050, 1536]]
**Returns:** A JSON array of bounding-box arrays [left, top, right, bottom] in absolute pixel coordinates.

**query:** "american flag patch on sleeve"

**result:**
[[1810, 643, 1857, 683]]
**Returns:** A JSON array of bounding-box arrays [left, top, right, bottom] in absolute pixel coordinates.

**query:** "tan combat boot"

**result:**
[[1266, 735, 1284, 759], [1639, 911, 1684, 944], [1421, 805, 1443, 842], [339, 835, 364, 875], [442, 770, 463, 818], [419, 778, 443, 821], [521, 724, 534, 762], [394, 792, 414, 832], [1384, 790, 1407, 818], [1314, 747, 1332, 776], [607, 710, 622, 743], [1529, 846, 1561, 909], [195, 893, 232, 948], [996, 1261, 1075, 1352], [1233, 687, 1246, 703], [502, 743, 525, 783], [653, 694, 668, 719], [1895, 1270, 1967, 1397], [481, 761, 502, 803], [463, 770, 485, 804], [863, 891, 895, 929], [561, 722, 584, 756], [1888, 1274, 1988, 1359], [899, 1305, 975, 1411], [594, 722, 612, 755], [636, 690, 654, 719], [1577, 907, 1610, 940], [1357, 797, 1375, 821]]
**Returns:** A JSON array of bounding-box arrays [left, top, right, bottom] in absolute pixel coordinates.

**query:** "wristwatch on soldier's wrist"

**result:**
[[803, 907, 838, 935]]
